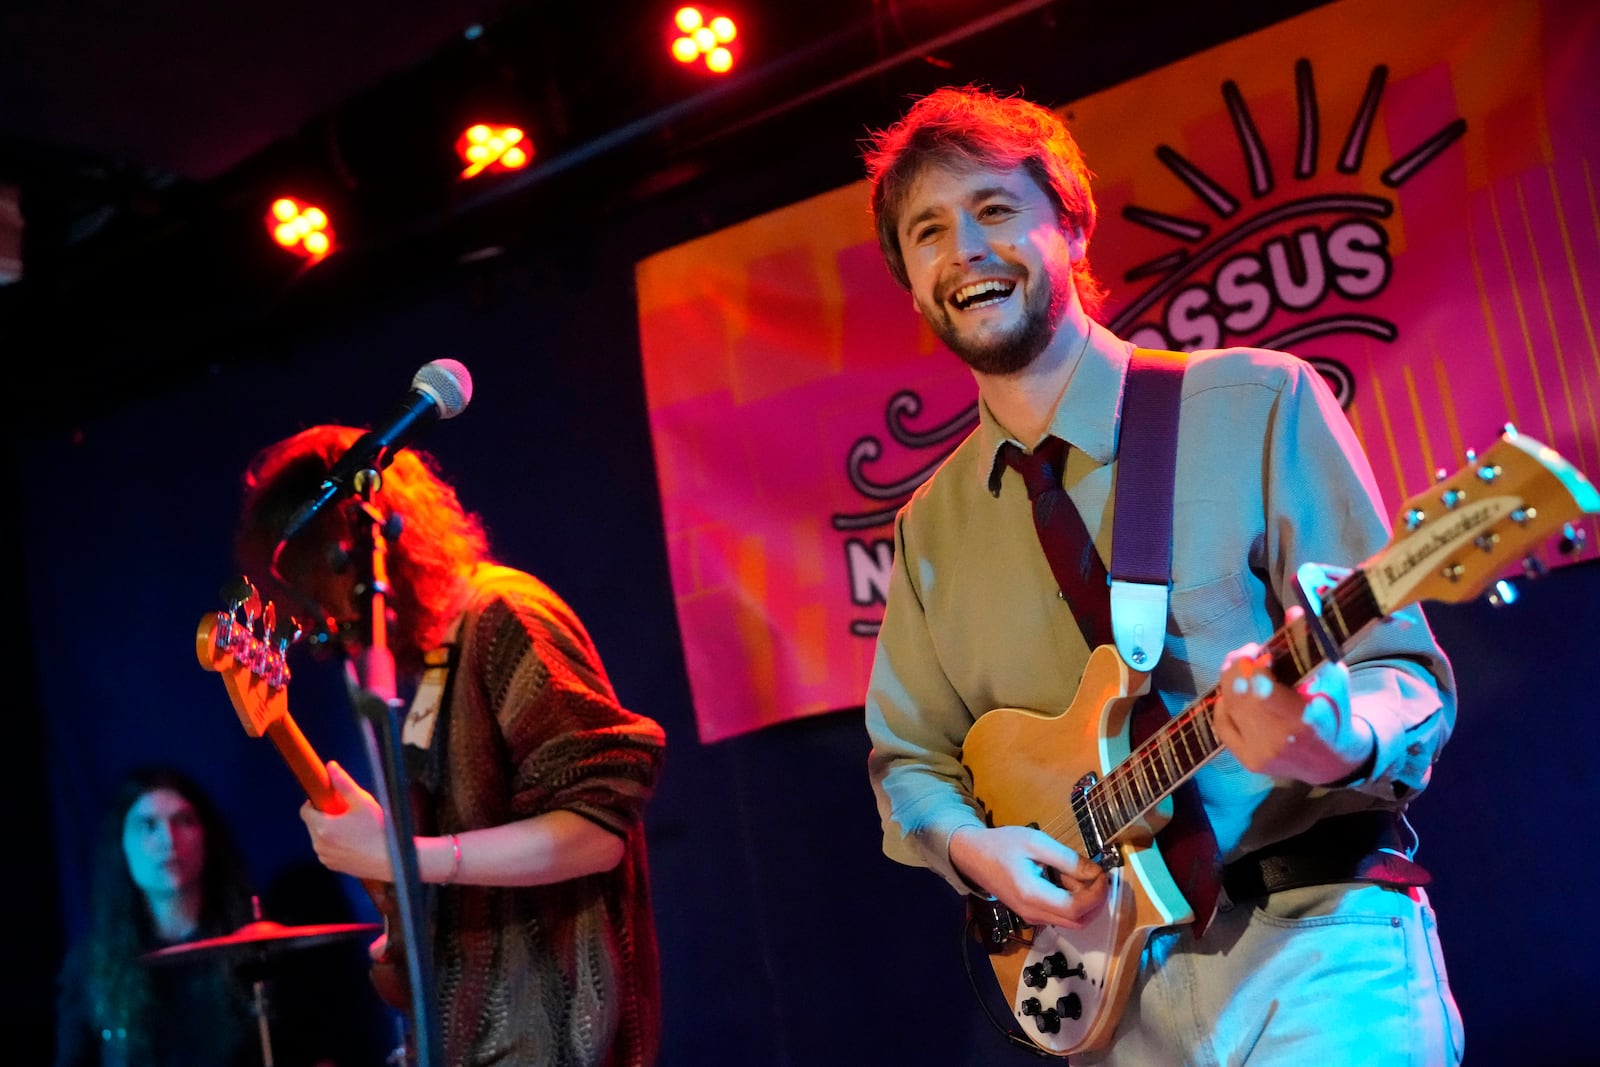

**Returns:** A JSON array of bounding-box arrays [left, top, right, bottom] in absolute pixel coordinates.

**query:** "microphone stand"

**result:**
[[342, 468, 443, 1067]]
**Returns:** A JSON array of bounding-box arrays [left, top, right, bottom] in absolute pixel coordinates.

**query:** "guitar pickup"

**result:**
[[1070, 773, 1121, 870]]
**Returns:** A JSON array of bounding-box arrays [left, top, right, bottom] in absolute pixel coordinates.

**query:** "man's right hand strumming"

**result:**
[[949, 824, 1108, 928]]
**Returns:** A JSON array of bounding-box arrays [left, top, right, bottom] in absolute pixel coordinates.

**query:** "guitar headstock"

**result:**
[[1365, 426, 1600, 614], [195, 576, 303, 738]]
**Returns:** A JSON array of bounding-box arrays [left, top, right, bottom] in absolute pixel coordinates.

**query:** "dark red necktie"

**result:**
[[1002, 435, 1223, 936], [1002, 437, 1113, 650]]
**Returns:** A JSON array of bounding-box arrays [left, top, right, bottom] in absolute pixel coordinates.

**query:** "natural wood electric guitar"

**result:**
[[961, 426, 1599, 1056], [195, 582, 410, 1011]]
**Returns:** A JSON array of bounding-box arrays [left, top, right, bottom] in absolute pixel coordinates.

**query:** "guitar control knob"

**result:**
[[1060, 955, 1087, 980], [1041, 952, 1086, 980], [1056, 993, 1083, 1021], [1023, 961, 1049, 989], [1020, 998, 1062, 1034]]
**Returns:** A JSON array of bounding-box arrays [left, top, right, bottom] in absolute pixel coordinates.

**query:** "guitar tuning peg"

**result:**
[[1522, 555, 1547, 580], [241, 582, 263, 627], [1558, 523, 1588, 557], [1465, 448, 1477, 465], [1486, 579, 1520, 607], [273, 616, 304, 650], [220, 575, 253, 611]]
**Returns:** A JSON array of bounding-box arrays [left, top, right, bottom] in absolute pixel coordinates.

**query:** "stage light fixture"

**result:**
[[267, 196, 334, 260], [670, 6, 739, 74], [456, 123, 533, 179]]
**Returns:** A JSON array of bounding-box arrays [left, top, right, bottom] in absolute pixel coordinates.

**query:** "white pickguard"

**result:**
[[1008, 869, 1125, 1053]]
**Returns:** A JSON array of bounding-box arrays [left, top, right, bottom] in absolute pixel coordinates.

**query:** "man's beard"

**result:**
[[922, 270, 1066, 376]]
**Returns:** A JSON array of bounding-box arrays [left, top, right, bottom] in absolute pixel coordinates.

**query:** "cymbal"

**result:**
[[142, 920, 382, 966]]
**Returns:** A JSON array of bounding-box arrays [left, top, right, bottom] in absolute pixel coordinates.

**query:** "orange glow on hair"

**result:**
[[235, 425, 491, 674]]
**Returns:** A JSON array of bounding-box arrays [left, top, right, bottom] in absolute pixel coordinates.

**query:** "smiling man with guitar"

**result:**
[[232, 426, 666, 1067], [861, 88, 1475, 1065]]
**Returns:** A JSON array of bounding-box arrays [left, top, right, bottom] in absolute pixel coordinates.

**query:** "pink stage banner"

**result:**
[[636, 0, 1600, 743]]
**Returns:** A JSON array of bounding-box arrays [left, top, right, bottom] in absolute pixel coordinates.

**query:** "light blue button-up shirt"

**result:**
[[865, 321, 1455, 893]]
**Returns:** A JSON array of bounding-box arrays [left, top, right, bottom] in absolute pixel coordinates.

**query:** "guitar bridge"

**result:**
[[968, 895, 1030, 954]]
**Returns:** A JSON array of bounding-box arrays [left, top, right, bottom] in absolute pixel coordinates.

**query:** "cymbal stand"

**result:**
[[248, 896, 276, 1067]]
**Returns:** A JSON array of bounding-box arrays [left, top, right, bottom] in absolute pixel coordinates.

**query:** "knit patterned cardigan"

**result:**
[[416, 566, 665, 1067]]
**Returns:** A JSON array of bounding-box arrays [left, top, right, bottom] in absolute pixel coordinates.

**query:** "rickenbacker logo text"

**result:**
[[1372, 498, 1513, 601]]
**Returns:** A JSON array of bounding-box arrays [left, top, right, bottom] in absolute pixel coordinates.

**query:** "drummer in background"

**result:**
[[54, 766, 371, 1067], [54, 766, 259, 1066]]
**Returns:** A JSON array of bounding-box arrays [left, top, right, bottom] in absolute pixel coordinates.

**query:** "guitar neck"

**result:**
[[1090, 568, 1384, 842], [263, 716, 347, 815]]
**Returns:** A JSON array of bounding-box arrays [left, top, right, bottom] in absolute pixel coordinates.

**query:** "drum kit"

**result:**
[[142, 916, 382, 1067]]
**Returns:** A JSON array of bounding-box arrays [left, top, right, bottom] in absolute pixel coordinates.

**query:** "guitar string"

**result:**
[[1027, 573, 1375, 848], [1076, 573, 1373, 841]]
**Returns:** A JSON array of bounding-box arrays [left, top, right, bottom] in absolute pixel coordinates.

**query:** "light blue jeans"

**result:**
[[1074, 883, 1464, 1066]]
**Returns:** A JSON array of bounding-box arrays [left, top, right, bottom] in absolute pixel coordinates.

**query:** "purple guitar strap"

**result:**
[[1114, 348, 1225, 937], [1109, 348, 1186, 672]]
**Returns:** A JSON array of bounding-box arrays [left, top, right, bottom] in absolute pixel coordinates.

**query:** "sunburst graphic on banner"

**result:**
[[1108, 61, 1466, 409]]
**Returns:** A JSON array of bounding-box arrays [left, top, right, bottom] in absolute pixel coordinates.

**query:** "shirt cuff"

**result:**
[[890, 797, 989, 896]]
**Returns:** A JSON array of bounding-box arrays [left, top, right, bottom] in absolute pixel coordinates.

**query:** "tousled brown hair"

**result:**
[[864, 86, 1106, 319]]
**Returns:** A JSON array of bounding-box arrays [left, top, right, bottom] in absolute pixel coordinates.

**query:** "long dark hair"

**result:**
[[83, 767, 256, 1053]]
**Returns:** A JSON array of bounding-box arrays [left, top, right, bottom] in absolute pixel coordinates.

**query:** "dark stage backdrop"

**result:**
[[12, 19, 1600, 1067], [17, 214, 1600, 1067]]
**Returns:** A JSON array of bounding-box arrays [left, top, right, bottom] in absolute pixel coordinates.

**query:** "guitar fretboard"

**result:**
[[1079, 568, 1384, 845]]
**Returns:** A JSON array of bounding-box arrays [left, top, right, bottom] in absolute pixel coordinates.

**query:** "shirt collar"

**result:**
[[979, 320, 1133, 495]]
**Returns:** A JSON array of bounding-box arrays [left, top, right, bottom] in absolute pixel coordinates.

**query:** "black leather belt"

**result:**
[[1220, 810, 1431, 902]]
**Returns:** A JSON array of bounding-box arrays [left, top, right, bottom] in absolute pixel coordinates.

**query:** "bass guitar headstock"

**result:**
[[1366, 425, 1599, 616], [195, 576, 303, 738]]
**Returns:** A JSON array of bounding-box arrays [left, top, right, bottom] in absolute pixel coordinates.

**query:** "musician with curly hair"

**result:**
[[235, 425, 665, 1067]]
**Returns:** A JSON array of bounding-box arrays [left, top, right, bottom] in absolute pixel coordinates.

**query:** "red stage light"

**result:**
[[267, 197, 333, 260], [456, 123, 532, 179], [670, 6, 739, 73]]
